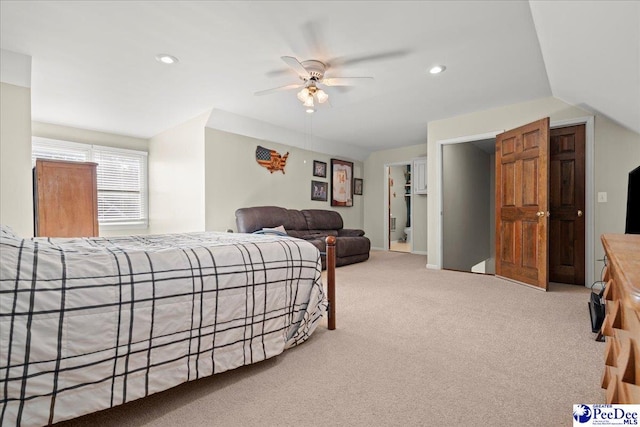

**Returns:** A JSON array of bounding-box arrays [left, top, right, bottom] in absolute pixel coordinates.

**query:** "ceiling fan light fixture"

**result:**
[[306, 108, 315, 114], [429, 65, 446, 74], [297, 88, 310, 102], [316, 89, 329, 104], [303, 96, 315, 108]]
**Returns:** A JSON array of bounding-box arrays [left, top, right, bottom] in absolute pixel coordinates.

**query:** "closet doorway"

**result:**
[[442, 139, 496, 274], [440, 122, 588, 285], [386, 163, 412, 253]]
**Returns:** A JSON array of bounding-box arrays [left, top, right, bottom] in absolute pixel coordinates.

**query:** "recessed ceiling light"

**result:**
[[155, 54, 178, 65], [429, 65, 446, 74]]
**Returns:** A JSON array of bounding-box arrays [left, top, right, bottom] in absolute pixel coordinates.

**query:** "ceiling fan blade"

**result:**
[[281, 56, 310, 79], [321, 77, 374, 87], [301, 20, 330, 59], [254, 83, 303, 96], [329, 49, 411, 68]]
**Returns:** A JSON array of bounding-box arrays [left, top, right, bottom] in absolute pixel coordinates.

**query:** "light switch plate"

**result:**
[[598, 192, 607, 203]]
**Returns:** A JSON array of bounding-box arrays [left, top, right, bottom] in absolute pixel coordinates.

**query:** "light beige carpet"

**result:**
[[58, 250, 604, 427]]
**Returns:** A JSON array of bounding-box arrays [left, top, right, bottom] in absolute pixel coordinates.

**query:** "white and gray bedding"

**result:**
[[0, 230, 326, 426]]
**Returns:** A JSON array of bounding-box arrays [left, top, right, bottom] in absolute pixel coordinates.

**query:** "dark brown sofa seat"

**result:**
[[235, 206, 370, 267]]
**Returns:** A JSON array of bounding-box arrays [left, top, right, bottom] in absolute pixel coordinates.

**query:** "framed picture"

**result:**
[[313, 160, 327, 178], [330, 159, 353, 207], [354, 178, 363, 195], [311, 180, 328, 201]]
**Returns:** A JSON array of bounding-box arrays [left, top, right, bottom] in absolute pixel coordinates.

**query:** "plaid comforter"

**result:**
[[0, 231, 326, 426]]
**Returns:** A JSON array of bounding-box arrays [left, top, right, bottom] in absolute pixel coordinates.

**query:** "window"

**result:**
[[32, 138, 148, 228]]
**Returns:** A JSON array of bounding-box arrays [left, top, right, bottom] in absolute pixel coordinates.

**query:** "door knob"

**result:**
[[536, 211, 544, 217], [578, 210, 583, 217]]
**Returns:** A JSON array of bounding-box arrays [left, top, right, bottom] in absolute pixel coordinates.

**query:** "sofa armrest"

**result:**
[[338, 229, 365, 237]]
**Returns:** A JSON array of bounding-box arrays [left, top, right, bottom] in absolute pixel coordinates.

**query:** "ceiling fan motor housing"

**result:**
[[301, 60, 326, 80]]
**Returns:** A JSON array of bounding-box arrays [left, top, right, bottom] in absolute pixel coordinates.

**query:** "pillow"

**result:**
[[0, 225, 19, 239], [262, 225, 287, 234]]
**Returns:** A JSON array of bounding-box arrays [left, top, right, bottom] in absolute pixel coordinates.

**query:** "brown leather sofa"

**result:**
[[235, 206, 370, 267]]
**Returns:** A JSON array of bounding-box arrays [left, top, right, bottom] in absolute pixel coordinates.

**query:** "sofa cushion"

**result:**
[[301, 209, 343, 231], [285, 230, 307, 239], [306, 229, 339, 238]]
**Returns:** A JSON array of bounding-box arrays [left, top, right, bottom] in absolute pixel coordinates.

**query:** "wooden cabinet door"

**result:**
[[495, 118, 550, 290], [35, 159, 98, 237], [413, 157, 427, 194]]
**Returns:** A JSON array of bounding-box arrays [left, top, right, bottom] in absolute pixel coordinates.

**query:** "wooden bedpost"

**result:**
[[326, 236, 336, 330]]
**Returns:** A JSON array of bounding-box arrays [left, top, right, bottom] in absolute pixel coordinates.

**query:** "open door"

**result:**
[[495, 118, 550, 290]]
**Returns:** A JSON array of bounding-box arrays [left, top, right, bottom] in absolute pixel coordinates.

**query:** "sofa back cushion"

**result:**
[[301, 209, 343, 231], [235, 206, 307, 233]]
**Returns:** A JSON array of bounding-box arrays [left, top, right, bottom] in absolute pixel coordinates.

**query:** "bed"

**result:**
[[0, 228, 334, 426]]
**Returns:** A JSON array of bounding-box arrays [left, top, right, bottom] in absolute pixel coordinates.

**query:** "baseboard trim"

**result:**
[[371, 248, 428, 256], [426, 263, 439, 270]]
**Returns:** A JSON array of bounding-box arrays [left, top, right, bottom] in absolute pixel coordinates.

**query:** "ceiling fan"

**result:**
[[255, 56, 373, 112]]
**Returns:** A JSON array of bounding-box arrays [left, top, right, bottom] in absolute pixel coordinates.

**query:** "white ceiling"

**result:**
[[1, 1, 638, 159]]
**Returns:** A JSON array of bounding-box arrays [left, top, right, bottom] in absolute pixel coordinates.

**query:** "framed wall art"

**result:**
[[313, 160, 327, 178], [311, 180, 328, 201], [354, 178, 363, 195], [330, 159, 353, 207]]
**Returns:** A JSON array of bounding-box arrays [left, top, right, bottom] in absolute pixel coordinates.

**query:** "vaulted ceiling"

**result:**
[[1, 1, 638, 159]]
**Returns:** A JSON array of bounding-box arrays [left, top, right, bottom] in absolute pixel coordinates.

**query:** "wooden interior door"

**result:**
[[495, 118, 550, 290], [549, 125, 586, 285]]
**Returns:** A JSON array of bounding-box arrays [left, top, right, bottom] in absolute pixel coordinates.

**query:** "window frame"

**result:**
[[32, 137, 149, 230]]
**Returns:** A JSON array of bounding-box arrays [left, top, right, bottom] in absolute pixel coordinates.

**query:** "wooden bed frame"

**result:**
[[326, 235, 336, 330]]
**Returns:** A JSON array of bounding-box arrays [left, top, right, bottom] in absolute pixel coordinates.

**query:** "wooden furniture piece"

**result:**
[[326, 235, 336, 330], [34, 159, 99, 237], [600, 233, 640, 404]]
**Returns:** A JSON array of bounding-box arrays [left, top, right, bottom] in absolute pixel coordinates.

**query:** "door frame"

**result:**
[[433, 116, 595, 288], [383, 161, 414, 252]]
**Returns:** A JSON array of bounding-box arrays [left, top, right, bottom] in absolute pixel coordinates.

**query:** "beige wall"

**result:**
[[0, 83, 32, 237], [593, 114, 640, 250], [427, 96, 640, 283], [364, 143, 428, 253], [148, 111, 209, 234], [204, 128, 364, 233], [33, 122, 148, 152]]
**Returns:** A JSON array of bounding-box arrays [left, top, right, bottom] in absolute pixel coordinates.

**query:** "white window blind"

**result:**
[[32, 140, 91, 163], [32, 138, 148, 228]]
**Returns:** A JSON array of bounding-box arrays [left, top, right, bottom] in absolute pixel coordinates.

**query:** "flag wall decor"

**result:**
[[256, 145, 289, 174]]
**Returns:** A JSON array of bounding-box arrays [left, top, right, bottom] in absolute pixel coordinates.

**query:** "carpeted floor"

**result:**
[[57, 250, 604, 427]]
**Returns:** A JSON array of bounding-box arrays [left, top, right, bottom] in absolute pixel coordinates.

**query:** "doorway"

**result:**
[[387, 163, 412, 253], [549, 124, 586, 285], [442, 139, 495, 274], [439, 121, 589, 287]]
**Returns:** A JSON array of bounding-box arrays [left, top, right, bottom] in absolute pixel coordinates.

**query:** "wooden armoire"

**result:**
[[33, 159, 99, 237]]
